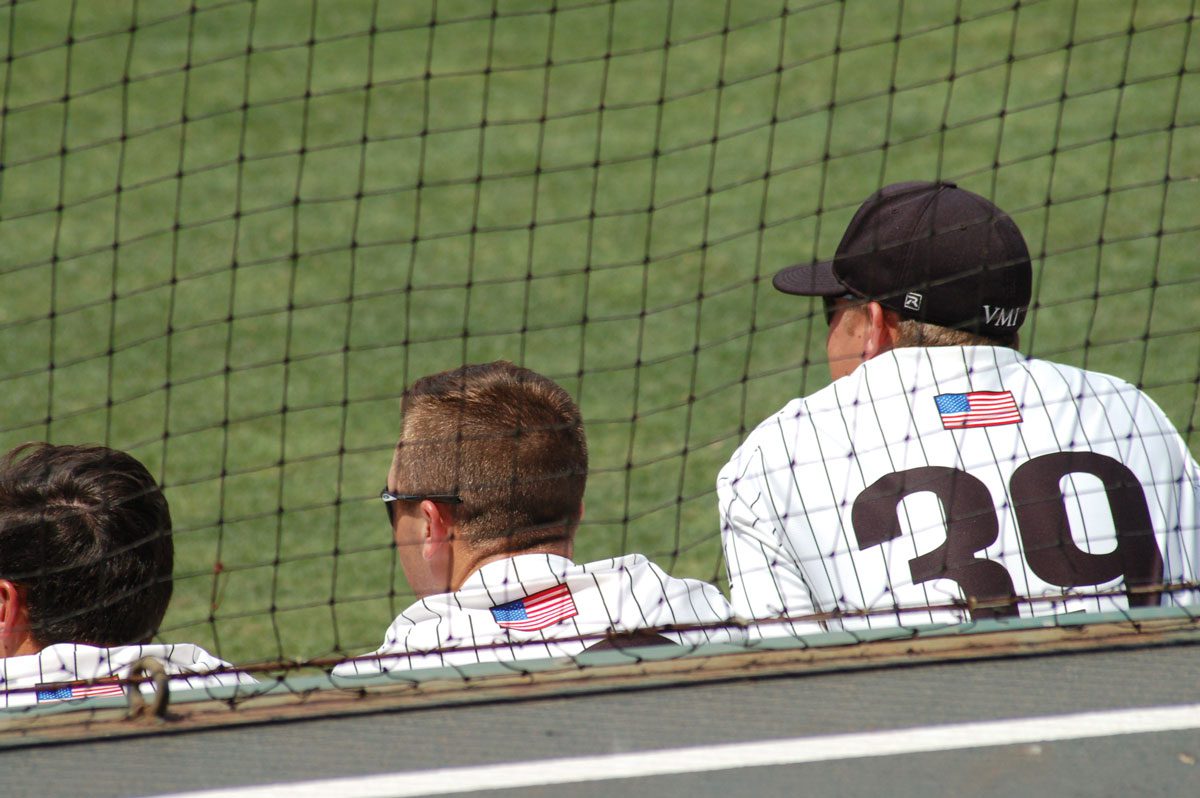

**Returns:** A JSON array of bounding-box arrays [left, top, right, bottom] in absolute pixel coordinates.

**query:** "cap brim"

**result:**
[[772, 261, 846, 296]]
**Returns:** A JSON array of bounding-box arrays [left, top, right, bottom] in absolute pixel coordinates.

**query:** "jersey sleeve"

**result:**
[[1171, 436, 1200, 598], [662, 578, 745, 647], [717, 448, 825, 637], [1123, 383, 1200, 599], [611, 557, 745, 647]]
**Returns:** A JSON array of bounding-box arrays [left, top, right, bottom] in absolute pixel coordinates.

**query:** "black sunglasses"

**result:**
[[380, 487, 463, 525], [823, 292, 861, 325]]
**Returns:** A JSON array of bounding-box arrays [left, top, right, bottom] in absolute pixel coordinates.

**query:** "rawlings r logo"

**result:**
[[904, 292, 923, 311]]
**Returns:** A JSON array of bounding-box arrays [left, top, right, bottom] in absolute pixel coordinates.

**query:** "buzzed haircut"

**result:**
[[0, 443, 174, 647], [893, 318, 1018, 349], [395, 361, 588, 550]]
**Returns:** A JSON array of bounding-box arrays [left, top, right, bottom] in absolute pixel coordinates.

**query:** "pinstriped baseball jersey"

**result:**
[[332, 553, 741, 675], [718, 346, 1200, 634], [0, 643, 254, 709]]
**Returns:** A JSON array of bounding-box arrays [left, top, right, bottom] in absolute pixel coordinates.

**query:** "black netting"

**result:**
[[0, 0, 1196, 674]]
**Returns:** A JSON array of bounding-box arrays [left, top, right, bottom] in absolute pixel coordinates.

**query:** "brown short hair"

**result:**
[[0, 443, 173, 647], [394, 362, 588, 551], [894, 318, 1018, 349]]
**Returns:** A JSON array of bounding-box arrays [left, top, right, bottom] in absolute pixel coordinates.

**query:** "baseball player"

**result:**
[[0, 443, 253, 709], [334, 361, 740, 676], [718, 181, 1200, 635]]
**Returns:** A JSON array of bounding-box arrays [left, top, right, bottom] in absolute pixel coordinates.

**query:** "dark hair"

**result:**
[[395, 361, 588, 551], [0, 443, 173, 647]]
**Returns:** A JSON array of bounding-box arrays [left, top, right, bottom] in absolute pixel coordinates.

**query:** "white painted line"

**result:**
[[151, 702, 1200, 798]]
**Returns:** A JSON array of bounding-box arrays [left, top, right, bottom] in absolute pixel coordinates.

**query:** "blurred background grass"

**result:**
[[0, 0, 1197, 664]]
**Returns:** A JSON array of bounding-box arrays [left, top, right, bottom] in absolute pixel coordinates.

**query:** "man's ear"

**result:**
[[418, 499, 454, 562], [863, 302, 901, 361], [0, 579, 30, 658]]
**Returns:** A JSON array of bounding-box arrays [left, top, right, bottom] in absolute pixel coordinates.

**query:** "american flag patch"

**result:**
[[35, 680, 125, 703], [935, 390, 1022, 429], [490, 583, 578, 632]]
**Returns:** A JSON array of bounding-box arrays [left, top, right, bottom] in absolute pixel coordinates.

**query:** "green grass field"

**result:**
[[0, 0, 1197, 666]]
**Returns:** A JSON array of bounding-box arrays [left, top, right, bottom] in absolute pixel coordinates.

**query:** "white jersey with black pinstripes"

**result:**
[[332, 553, 742, 675], [0, 642, 255, 709], [718, 346, 1200, 635]]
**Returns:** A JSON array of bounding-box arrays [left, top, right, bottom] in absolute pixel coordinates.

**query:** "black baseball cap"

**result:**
[[773, 181, 1032, 336]]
